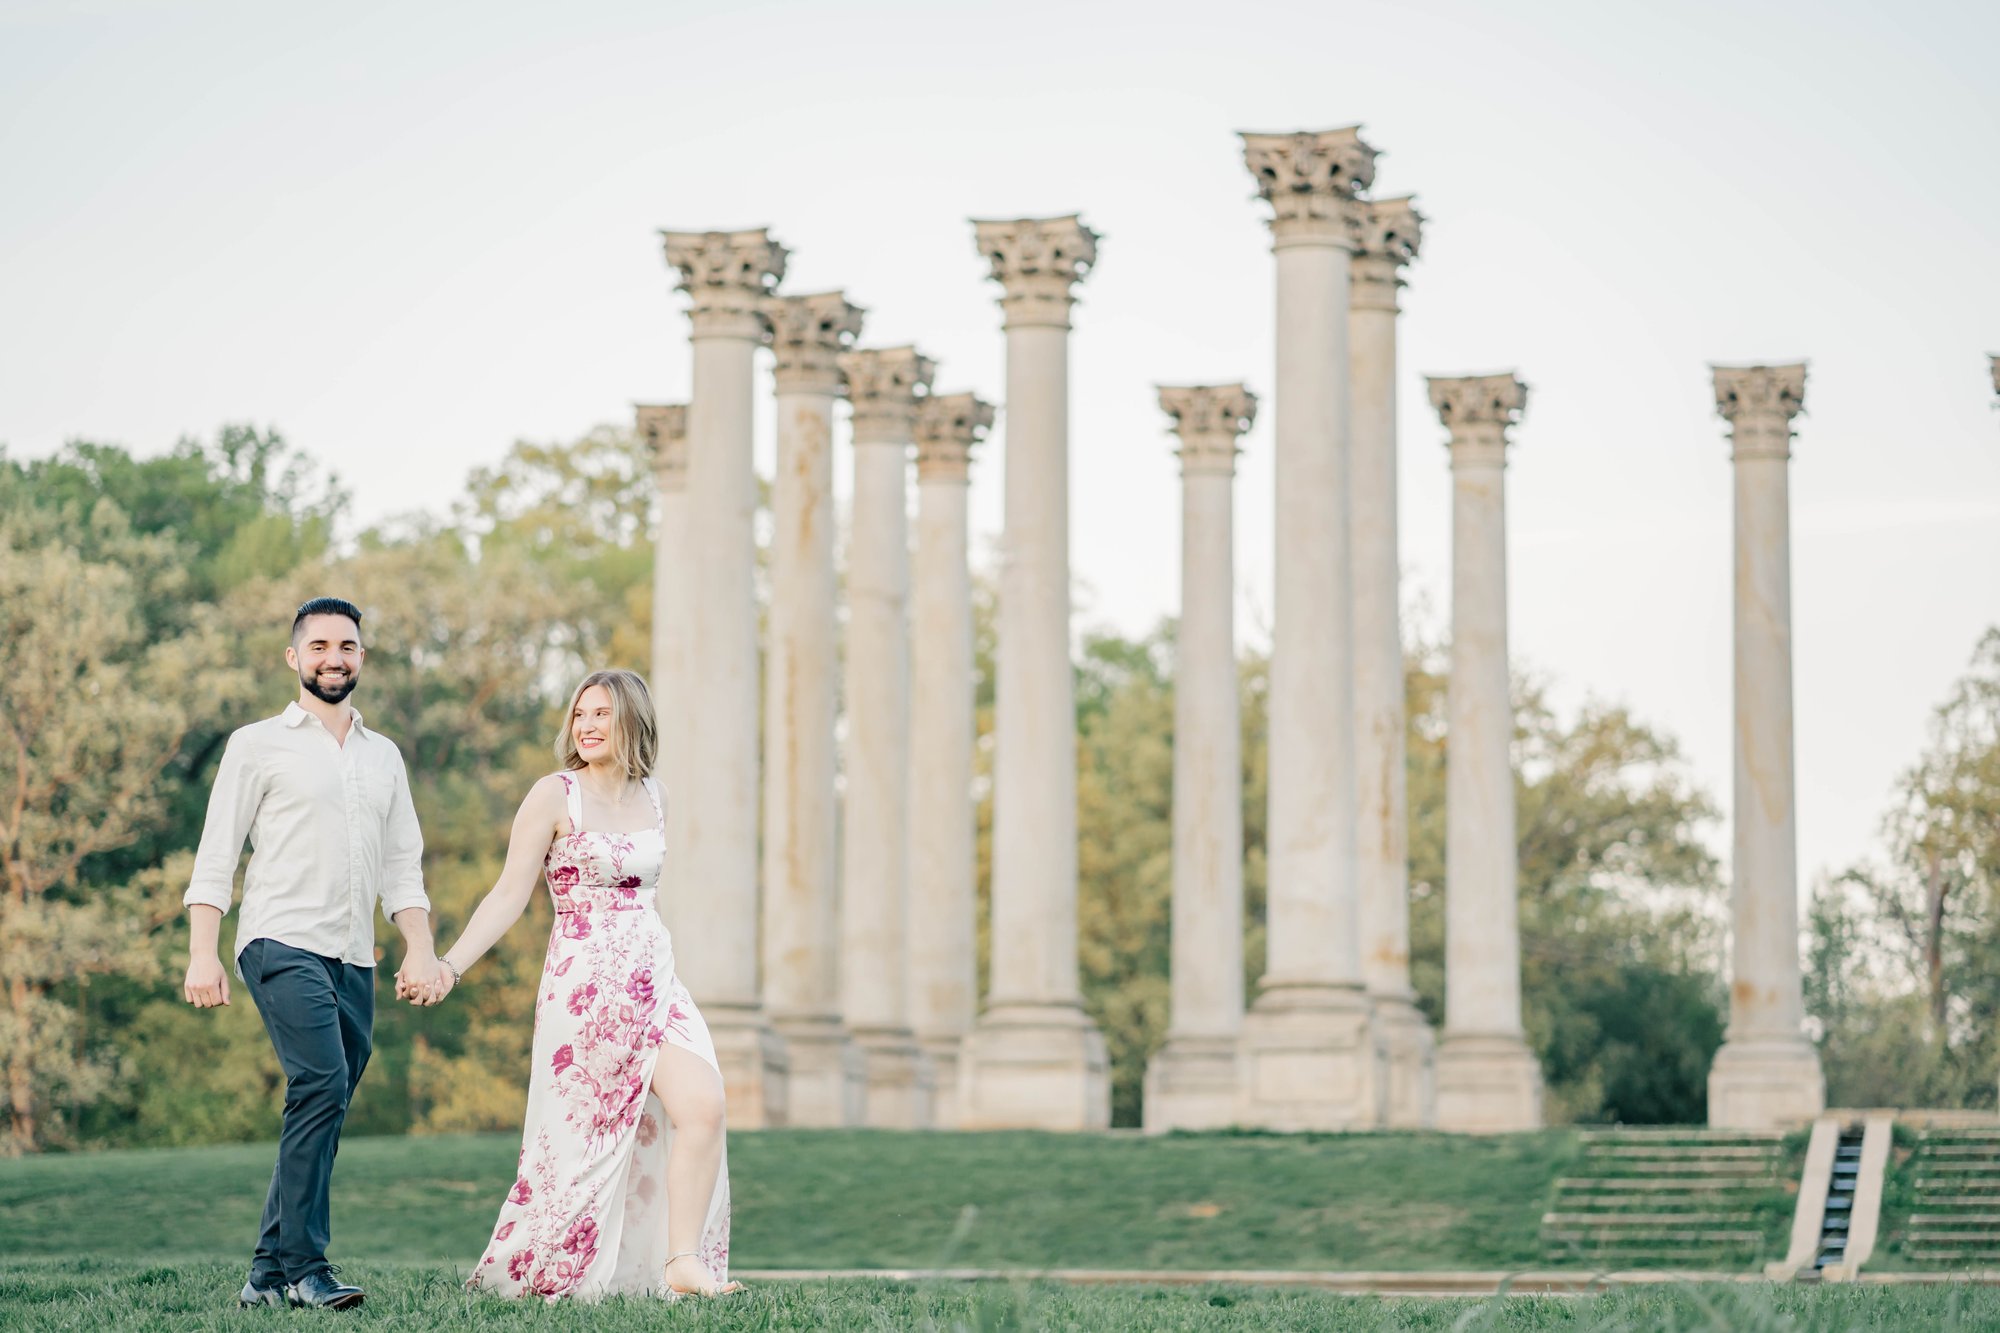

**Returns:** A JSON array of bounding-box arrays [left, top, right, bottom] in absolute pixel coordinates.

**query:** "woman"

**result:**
[[421, 668, 738, 1300]]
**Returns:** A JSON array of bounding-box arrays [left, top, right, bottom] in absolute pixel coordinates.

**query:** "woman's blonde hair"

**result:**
[[554, 668, 658, 779]]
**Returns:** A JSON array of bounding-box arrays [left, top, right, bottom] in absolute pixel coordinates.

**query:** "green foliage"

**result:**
[[1815, 629, 2000, 1108]]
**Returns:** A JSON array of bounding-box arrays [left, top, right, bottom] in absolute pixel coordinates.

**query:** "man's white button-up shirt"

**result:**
[[184, 702, 429, 967]]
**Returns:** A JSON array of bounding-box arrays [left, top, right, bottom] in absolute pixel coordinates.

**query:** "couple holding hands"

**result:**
[[183, 596, 736, 1309]]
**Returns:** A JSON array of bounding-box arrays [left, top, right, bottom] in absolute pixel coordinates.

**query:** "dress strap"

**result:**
[[557, 771, 584, 833], [641, 776, 666, 835]]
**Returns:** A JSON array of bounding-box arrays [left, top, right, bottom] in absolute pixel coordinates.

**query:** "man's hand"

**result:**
[[185, 954, 230, 1008], [396, 951, 442, 1005]]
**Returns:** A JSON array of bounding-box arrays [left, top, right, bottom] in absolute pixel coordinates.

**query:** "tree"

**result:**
[[1818, 629, 2000, 1108], [0, 501, 248, 1152]]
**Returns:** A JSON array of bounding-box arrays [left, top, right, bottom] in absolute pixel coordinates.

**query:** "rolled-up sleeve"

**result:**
[[378, 752, 429, 921], [184, 731, 261, 913]]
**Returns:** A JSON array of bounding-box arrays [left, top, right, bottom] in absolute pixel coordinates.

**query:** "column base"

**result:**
[[1143, 1033, 1244, 1133], [1372, 993, 1437, 1129], [770, 1013, 863, 1127], [704, 1005, 790, 1128], [1236, 984, 1381, 1131], [1434, 1031, 1543, 1133], [958, 1003, 1110, 1131], [1707, 1035, 1825, 1131], [852, 1025, 936, 1129], [919, 1034, 967, 1128]]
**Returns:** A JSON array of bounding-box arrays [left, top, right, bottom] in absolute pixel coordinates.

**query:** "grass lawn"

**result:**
[[3, 1260, 1998, 1332], [0, 1129, 1586, 1272]]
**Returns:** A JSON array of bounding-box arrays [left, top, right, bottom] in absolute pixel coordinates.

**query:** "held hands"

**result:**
[[184, 955, 230, 1008], [395, 951, 457, 1007]]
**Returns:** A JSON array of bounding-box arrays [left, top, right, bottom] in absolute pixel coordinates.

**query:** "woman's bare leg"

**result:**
[[649, 1043, 737, 1294]]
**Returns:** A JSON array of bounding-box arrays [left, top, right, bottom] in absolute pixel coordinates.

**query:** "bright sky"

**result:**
[[5, 0, 1997, 902]]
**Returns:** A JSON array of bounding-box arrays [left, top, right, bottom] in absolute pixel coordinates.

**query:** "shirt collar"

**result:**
[[282, 701, 368, 736]]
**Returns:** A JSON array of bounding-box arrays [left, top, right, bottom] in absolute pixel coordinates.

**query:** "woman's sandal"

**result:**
[[664, 1251, 744, 1298]]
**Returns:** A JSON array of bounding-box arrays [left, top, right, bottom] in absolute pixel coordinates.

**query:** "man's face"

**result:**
[[287, 614, 364, 704]]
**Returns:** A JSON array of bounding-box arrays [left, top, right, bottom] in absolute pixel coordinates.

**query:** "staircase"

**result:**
[[1541, 1129, 1789, 1269], [1809, 1123, 1864, 1272], [1901, 1126, 2000, 1266]]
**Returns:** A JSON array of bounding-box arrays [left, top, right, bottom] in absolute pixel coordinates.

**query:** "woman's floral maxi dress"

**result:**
[[468, 773, 729, 1300]]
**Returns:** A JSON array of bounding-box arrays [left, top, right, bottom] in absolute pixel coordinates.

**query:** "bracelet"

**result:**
[[440, 958, 463, 985]]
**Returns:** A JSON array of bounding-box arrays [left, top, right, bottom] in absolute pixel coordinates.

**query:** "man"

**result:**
[[184, 596, 442, 1311]]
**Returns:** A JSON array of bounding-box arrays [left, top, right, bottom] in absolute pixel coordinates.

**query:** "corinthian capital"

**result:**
[[914, 391, 995, 483], [1350, 197, 1422, 314], [840, 345, 936, 441], [636, 403, 689, 488], [1158, 384, 1257, 476], [1240, 127, 1376, 243], [971, 215, 1098, 329], [1712, 363, 1807, 461], [660, 228, 788, 339], [764, 290, 865, 394], [1429, 373, 1527, 467]]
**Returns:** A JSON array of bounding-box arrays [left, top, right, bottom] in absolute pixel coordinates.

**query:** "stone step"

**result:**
[[1556, 1177, 1778, 1193], [1915, 1179, 2000, 1191], [1542, 1212, 1758, 1227], [1907, 1249, 2000, 1262], [1912, 1214, 2000, 1225], [1915, 1197, 2000, 1209], [1543, 1228, 1765, 1244], [1584, 1144, 1792, 1152], [1907, 1230, 2000, 1243]]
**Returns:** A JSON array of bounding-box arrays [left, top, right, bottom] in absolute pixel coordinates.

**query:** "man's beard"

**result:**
[[301, 665, 359, 704]]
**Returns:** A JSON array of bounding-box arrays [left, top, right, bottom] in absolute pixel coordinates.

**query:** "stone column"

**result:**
[[907, 390, 994, 1129], [1236, 129, 1380, 1130], [761, 291, 866, 1127], [838, 344, 938, 1128], [1144, 384, 1256, 1133], [638, 400, 688, 788], [1707, 363, 1826, 1131], [659, 228, 789, 1126], [1428, 372, 1543, 1133], [959, 214, 1110, 1130], [1350, 197, 1436, 1129]]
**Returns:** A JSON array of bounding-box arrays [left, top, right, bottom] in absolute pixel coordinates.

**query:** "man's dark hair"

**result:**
[[291, 596, 364, 645]]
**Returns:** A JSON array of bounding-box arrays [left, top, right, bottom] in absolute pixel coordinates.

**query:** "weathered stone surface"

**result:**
[[1429, 371, 1542, 1133], [1238, 133, 1376, 1131], [839, 345, 938, 1128], [661, 227, 789, 1125], [1349, 196, 1435, 1129], [959, 215, 1109, 1131], [761, 292, 863, 1126], [1146, 385, 1254, 1133], [1707, 362, 1825, 1132], [908, 390, 993, 1128]]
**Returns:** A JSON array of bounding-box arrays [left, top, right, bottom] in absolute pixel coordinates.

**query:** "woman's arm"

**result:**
[[423, 776, 567, 1001]]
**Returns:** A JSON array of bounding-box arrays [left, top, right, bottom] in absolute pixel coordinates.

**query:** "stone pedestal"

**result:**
[[760, 291, 866, 1127], [660, 227, 790, 1126], [958, 215, 1110, 1131], [1236, 129, 1380, 1130], [1350, 197, 1436, 1129], [1706, 363, 1825, 1132], [1429, 373, 1542, 1133], [908, 392, 994, 1129], [1145, 384, 1256, 1133], [839, 345, 938, 1129]]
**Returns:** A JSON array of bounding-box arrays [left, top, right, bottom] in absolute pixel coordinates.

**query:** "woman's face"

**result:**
[[572, 685, 617, 767]]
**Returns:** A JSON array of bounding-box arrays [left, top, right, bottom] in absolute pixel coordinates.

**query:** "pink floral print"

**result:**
[[467, 774, 730, 1302]]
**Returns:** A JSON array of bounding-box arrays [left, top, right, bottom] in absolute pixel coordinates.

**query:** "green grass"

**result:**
[[0, 1129, 1585, 1272], [3, 1260, 1998, 1332]]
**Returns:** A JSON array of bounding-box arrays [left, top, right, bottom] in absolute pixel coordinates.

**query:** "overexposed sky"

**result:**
[[4, 0, 1997, 897]]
